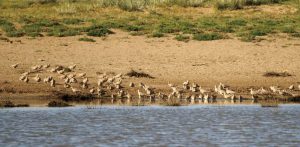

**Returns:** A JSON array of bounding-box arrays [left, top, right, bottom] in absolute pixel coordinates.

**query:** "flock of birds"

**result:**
[[11, 63, 300, 103]]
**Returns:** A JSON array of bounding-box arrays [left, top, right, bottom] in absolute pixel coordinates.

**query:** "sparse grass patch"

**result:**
[[78, 37, 96, 42], [85, 25, 114, 37], [126, 70, 154, 78], [62, 18, 83, 25], [263, 71, 292, 77], [291, 32, 300, 37], [175, 34, 190, 42], [193, 32, 224, 41], [151, 31, 164, 38]]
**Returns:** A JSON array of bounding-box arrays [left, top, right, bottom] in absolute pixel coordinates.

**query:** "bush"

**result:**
[[79, 37, 96, 42], [48, 101, 72, 107], [126, 70, 154, 78], [150, 31, 164, 37], [193, 32, 224, 41]]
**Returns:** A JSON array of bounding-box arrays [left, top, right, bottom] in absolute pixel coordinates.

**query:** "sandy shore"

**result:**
[[0, 30, 300, 100]]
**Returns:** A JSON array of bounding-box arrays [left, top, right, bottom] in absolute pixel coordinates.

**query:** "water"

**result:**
[[1, 105, 300, 146]]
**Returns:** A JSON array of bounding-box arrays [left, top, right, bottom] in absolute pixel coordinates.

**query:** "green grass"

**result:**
[[0, 0, 299, 42], [78, 37, 96, 42]]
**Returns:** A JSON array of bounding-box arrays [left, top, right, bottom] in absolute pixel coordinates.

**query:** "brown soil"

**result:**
[[0, 30, 300, 101]]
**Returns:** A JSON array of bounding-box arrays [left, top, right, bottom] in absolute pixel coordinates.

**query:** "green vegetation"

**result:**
[[0, 101, 29, 108], [175, 34, 190, 42], [78, 37, 96, 42], [0, 0, 299, 42], [193, 32, 224, 41]]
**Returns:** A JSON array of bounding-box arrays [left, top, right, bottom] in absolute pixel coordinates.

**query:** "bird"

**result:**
[[168, 83, 175, 87], [199, 86, 208, 94], [33, 74, 41, 82], [50, 79, 55, 87], [223, 93, 232, 99], [183, 80, 189, 90], [139, 82, 145, 88], [68, 64, 76, 70], [111, 94, 116, 99], [19, 75, 26, 81], [50, 68, 57, 73], [59, 75, 67, 79], [64, 83, 71, 88], [89, 88, 95, 94], [82, 83, 88, 89], [203, 94, 209, 100], [115, 73, 123, 78], [43, 76, 52, 83], [270, 86, 280, 93], [250, 88, 259, 95], [98, 78, 107, 87], [68, 73, 76, 79], [57, 69, 64, 75], [23, 76, 29, 83], [42, 64, 50, 69], [31, 65, 42, 70], [71, 87, 80, 93], [69, 78, 77, 83], [138, 90, 144, 99], [118, 90, 125, 98], [11, 63, 19, 68], [78, 73, 86, 78], [225, 88, 235, 94], [258, 87, 269, 95], [82, 77, 88, 85], [129, 82, 135, 87]]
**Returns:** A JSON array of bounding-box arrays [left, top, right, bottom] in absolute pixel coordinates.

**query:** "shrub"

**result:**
[[79, 37, 96, 42], [126, 70, 154, 78], [193, 32, 224, 41]]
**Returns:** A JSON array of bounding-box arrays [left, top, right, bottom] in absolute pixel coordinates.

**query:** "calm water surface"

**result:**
[[1, 105, 300, 146]]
